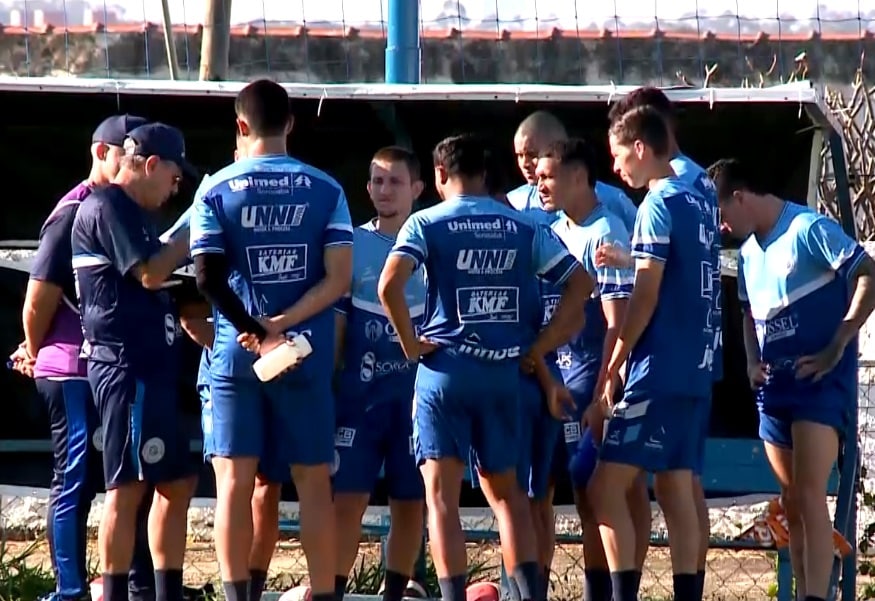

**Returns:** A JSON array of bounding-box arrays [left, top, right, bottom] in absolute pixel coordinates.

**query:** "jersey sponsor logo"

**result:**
[[163, 314, 180, 346], [457, 286, 519, 323], [456, 343, 521, 361], [542, 294, 560, 326], [755, 314, 799, 345], [228, 174, 293, 194], [456, 248, 517, 275], [241, 204, 307, 233], [247, 244, 308, 284], [446, 217, 519, 239], [556, 351, 572, 370], [359, 351, 414, 382], [335, 427, 356, 447], [364, 318, 399, 343]]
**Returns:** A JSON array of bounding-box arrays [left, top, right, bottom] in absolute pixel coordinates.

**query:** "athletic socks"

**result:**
[[222, 580, 250, 601], [694, 569, 706, 601], [249, 570, 268, 601], [672, 573, 697, 601], [540, 567, 551, 601], [334, 575, 349, 601], [311, 594, 336, 601], [103, 573, 131, 601], [512, 562, 541, 601], [583, 568, 612, 601], [154, 569, 183, 601], [437, 575, 467, 601], [383, 570, 410, 601], [609, 570, 639, 601]]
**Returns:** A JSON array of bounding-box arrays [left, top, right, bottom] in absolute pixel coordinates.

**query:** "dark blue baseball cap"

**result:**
[[123, 122, 199, 180], [92, 114, 149, 147]]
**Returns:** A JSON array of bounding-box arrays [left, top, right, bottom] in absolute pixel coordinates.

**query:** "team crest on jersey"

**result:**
[[364, 319, 382, 342]]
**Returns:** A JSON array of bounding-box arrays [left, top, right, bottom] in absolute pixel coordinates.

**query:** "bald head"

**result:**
[[514, 111, 568, 185]]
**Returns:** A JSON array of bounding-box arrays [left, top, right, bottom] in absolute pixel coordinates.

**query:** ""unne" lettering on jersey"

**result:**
[[241, 204, 307, 233], [455, 248, 517, 275]]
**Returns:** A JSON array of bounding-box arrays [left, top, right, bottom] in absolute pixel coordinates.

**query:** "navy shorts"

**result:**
[[205, 373, 335, 474], [517, 370, 562, 500], [413, 351, 520, 475], [693, 396, 712, 476], [88, 362, 194, 489], [758, 392, 852, 449], [333, 399, 423, 500], [600, 392, 706, 473]]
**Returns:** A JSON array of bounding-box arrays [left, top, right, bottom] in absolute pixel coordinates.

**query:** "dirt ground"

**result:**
[[4, 535, 800, 600]]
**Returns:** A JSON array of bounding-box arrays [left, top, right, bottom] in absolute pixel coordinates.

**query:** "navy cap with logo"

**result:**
[[123, 122, 199, 180], [92, 114, 149, 147]]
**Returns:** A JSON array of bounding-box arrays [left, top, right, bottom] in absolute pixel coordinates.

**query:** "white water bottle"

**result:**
[[252, 334, 313, 382]]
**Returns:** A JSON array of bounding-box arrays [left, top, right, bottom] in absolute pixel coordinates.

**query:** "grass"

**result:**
[[0, 539, 56, 601]]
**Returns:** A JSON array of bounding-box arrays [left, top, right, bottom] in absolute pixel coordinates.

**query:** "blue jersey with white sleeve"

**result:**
[[738, 203, 865, 409], [672, 153, 722, 382], [550, 205, 634, 392], [336, 220, 427, 407], [71, 185, 182, 379], [189, 155, 354, 381], [628, 177, 715, 399], [391, 196, 578, 362], [506, 182, 637, 232]]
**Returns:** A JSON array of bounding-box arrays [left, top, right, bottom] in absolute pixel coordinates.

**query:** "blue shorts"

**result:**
[[333, 399, 423, 501], [205, 373, 335, 473], [559, 371, 598, 487], [413, 352, 520, 475], [693, 397, 712, 477], [199, 384, 289, 483], [88, 362, 194, 489], [758, 394, 852, 449], [600, 392, 706, 473], [517, 373, 562, 500], [568, 428, 599, 489]]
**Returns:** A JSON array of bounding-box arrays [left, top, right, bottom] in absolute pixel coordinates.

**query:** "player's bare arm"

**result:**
[[741, 310, 766, 388], [796, 253, 875, 381], [268, 245, 353, 332], [528, 266, 593, 358], [595, 242, 633, 269], [529, 354, 576, 420], [596, 296, 629, 402], [132, 235, 190, 290], [377, 254, 421, 360], [605, 258, 664, 381], [22, 279, 64, 359], [179, 301, 214, 349]]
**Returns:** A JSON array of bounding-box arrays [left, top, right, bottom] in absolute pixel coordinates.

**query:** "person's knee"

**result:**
[[653, 471, 696, 515], [105, 482, 147, 514], [292, 463, 333, 501], [480, 468, 522, 505], [214, 457, 259, 494], [252, 479, 281, 520], [421, 458, 464, 515], [154, 476, 196, 505]]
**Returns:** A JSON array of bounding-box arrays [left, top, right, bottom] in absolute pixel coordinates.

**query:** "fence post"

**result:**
[[385, 0, 420, 84]]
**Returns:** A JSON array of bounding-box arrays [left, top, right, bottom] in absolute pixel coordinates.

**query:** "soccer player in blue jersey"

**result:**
[[71, 122, 198, 601], [535, 138, 651, 601], [190, 79, 352, 601], [332, 146, 427, 601], [21, 114, 157, 601], [707, 158, 875, 601], [604, 87, 720, 597], [589, 107, 716, 601], [509, 111, 638, 231], [377, 133, 594, 601]]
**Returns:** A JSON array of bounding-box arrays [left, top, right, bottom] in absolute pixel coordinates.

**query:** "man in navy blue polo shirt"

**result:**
[[72, 122, 198, 601]]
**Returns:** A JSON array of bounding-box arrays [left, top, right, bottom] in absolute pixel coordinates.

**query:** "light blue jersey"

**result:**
[[627, 177, 715, 399], [391, 195, 578, 362], [189, 156, 354, 381], [336, 220, 427, 407], [551, 204, 634, 394], [672, 153, 722, 382], [506, 181, 638, 232], [739, 203, 865, 410]]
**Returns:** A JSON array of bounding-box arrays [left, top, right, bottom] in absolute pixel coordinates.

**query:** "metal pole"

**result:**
[[160, 0, 180, 80], [385, 0, 420, 84]]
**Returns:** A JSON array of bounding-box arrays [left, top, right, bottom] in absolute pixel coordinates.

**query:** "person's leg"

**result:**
[[128, 486, 156, 601], [628, 472, 652, 592], [249, 473, 283, 601], [383, 402, 426, 601], [38, 378, 99, 600], [759, 410, 805, 598], [791, 415, 842, 601], [280, 379, 337, 601], [691, 398, 712, 601], [89, 364, 148, 601], [208, 375, 266, 601], [528, 407, 562, 601], [332, 413, 384, 600]]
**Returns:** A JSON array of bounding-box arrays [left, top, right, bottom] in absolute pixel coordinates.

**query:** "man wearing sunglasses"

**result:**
[[72, 122, 198, 601]]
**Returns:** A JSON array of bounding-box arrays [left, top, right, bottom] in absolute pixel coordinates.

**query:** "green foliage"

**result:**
[[344, 551, 494, 596], [0, 540, 56, 601]]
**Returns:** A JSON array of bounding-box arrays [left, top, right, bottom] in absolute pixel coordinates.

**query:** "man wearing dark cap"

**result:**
[[14, 114, 158, 601], [72, 122, 197, 601]]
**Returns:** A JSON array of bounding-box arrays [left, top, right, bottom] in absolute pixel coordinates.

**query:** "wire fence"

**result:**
[[0, 0, 873, 84]]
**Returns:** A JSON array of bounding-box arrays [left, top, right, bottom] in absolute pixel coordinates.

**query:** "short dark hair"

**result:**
[[371, 146, 421, 181], [432, 133, 490, 179], [609, 106, 671, 158], [538, 138, 597, 188], [608, 86, 675, 125], [235, 79, 291, 137], [707, 158, 768, 201]]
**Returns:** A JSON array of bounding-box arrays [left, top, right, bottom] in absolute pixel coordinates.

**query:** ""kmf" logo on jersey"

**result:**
[[246, 244, 308, 284], [456, 286, 519, 323]]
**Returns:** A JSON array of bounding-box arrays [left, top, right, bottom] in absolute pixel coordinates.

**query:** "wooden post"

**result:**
[[160, 0, 180, 80], [199, 0, 232, 81]]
